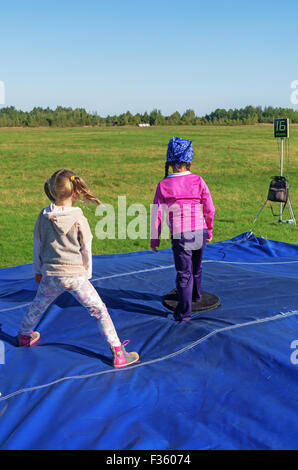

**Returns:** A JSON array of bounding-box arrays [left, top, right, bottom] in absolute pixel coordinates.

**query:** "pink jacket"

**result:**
[[150, 172, 215, 249]]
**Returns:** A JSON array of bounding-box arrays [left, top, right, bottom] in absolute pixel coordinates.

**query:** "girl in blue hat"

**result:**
[[150, 137, 215, 321]]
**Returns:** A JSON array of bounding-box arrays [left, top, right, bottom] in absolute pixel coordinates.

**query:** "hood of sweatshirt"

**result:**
[[42, 204, 83, 236]]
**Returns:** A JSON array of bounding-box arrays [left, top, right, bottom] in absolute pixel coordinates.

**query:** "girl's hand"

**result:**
[[35, 274, 42, 283], [206, 237, 212, 243]]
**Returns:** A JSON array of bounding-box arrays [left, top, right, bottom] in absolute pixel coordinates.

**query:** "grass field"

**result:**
[[0, 125, 297, 268]]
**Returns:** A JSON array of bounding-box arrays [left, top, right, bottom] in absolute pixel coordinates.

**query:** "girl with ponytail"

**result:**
[[18, 169, 139, 369]]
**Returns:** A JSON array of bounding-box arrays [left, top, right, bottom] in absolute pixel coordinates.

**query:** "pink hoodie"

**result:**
[[150, 172, 215, 249]]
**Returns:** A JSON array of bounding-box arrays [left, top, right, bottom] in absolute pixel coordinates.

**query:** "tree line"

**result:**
[[0, 105, 298, 127]]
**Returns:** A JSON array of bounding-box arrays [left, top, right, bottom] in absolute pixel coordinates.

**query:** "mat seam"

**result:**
[[0, 309, 297, 403]]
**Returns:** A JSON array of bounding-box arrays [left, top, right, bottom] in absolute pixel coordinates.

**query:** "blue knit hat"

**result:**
[[166, 136, 193, 163]]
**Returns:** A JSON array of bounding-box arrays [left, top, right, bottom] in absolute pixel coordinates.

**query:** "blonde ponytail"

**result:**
[[44, 169, 101, 205], [70, 175, 101, 205]]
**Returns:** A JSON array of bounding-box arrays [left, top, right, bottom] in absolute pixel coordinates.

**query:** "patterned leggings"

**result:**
[[19, 276, 121, 347]]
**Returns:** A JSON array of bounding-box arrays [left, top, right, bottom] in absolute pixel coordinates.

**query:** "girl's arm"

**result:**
[[78, 216, 93, 279], [33, 213, 42, 280], [201, 180, 215, 240], [150, 183, 165, 250], [81, 239, 93, 279]]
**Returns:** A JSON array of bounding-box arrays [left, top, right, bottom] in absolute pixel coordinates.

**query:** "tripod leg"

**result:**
[[254, 200, 268, 223], [279, 202, 283, 222], [287, 197, 297, 225]]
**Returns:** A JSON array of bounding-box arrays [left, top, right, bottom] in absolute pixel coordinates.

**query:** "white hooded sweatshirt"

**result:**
[[33, 204, 93, 279]]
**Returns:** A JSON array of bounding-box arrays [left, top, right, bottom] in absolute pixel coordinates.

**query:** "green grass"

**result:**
[[0, 125, 297, 268]]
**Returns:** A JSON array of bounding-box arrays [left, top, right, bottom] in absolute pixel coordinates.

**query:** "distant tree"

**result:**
[[141, 111, 150, 123], [167, 111, 181, 125], [181, 109, 196, 125], [149, 109, 165, 125], [132, 113, 141, 125], [1, 105, 298, 127], [118, 113, 129, 126]]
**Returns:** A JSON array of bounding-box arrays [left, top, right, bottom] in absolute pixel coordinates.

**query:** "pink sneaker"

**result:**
[[18, 331, 40, 347], [111, 340, 139, 369]]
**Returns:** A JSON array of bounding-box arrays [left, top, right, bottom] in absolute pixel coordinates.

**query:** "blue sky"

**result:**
[[1, 0, 298, 116]]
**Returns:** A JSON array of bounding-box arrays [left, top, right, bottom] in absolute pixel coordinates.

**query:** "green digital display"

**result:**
[[274, 118, 289, 138]]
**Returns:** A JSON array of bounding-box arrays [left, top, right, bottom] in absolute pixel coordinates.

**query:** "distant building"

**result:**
[[137, 123, 150, 127]]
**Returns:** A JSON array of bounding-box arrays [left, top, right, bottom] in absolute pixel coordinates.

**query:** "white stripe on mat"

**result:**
[[92, 264, 175, 282], [204, 260, 298, 265], [0, 265, 175, 313], [0, 258, 297, 313], [0, 309, 297, 403]]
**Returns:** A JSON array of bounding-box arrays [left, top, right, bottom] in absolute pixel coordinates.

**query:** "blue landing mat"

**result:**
[[0, 232, 297, 449]]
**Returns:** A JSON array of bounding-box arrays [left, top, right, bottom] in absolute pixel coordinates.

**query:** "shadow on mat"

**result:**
[[40, 342, 112, 366], [94, 287, 170, 317], [0, 329, 18, 346], [0, 327, 112, 366]]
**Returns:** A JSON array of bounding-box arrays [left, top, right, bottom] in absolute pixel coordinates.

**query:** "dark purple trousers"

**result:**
[[171, 229, 208, 322]]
